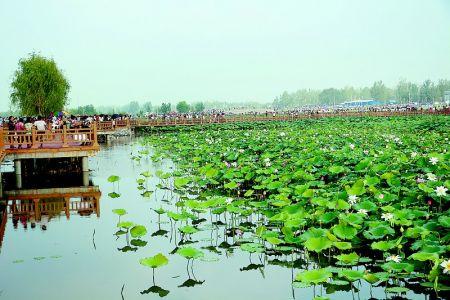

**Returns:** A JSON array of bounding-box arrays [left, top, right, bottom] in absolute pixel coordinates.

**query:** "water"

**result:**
[[0, 139, 435, 299]]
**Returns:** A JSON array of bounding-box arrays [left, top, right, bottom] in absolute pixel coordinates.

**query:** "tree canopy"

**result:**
[[193, 102, 205, 112], [159, 102, 171, 114], [273, 78, 450, 109], [10, 53, 70, 115], [176, 101, 190, 113]]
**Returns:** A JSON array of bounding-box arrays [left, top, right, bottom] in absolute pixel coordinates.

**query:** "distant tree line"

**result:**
[[69, 100, 207, 115], [273, 79, 450, 109]]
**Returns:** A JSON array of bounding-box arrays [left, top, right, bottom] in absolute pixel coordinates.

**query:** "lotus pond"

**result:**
[[1, 116, 449, 300]]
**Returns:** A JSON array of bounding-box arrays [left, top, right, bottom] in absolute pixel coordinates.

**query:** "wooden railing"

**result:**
[[96, 119, 130, 131], [2, 124, 99, 150], [0, 128, 5, 161], [128, 109, 450, 127]]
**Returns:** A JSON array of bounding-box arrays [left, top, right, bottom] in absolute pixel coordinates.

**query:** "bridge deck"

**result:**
[[1, 125, 100, 160], [1, 110, 448, 163]]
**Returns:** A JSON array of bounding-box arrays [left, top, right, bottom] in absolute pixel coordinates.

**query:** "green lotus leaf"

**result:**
[[295, 268, 332, 285], [117, 221, 134, 229], [438, 215, 450, 228], [178, 225, 199, 234], [332, 224, 357, 240], [112, 209, 126, 216], [107, 175, 120, 182], [408, 252, 439, 262], [333, 241, 352, 250], [130, 225, 147, 238], [176, 247, 204, 259], [140, 253, 169, 269], [381, 262, 414, 273], [338, 269, 365, 282], [385, 286, 410, 293], [335, 252, 359, 265], [304, 237, 333, 253], [371, 240, 396, 251], [363, 225, 395, 240]]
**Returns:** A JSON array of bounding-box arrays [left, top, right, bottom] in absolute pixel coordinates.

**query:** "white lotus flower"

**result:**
[[274, 169, 278, 173], [348, 195, 359, 205], [411, 152, 417, 158], [440, 259, 450, 274], [264, 158, 271, 163], [279, 132, 286, 137], [435, 186, 448, 197], [429, 157, 439, 165], [239, 149, 244, 153], [349, 144, 355, 150], [426, 173, 437, 181], [357, 209, 368, 215], [386, 255, 401, 263], [231, 162, 237, 167], [381, 212, 394, 221], [225, 197, 233, 205], [265, 162, 271, 167], [363, 150, 369, 155]]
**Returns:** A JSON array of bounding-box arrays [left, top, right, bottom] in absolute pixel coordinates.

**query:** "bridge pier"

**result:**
[[14, 160, 22, 189], [0, 171, 3, 198], [82, 157, 89, 186]]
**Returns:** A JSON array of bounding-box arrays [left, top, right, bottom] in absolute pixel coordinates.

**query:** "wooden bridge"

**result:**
[[0, 109, 449, 166]]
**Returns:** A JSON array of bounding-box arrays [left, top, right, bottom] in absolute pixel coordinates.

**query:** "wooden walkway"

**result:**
[[1, 109, 449, 164], [1, 125, 100, 161]]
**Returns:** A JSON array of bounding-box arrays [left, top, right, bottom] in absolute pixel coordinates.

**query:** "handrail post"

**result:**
[[62, 125, 68, 147], [31, 127, 38, 148], [92, 122, 99, 147]]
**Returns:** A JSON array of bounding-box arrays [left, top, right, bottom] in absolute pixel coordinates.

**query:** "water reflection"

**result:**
[[0, 174, 100, 251]]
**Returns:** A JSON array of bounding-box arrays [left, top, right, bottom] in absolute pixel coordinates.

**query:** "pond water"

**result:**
[[0, 139, 439, 299]]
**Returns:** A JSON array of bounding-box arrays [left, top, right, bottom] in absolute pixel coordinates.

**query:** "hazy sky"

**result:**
[[1, 0, 450, 110]]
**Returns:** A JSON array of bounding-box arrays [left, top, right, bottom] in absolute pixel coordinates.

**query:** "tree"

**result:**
[[420, 79, 439, 103], [370, 81, 389, 101], [395, 79, 420, 103], [159, 103, 171, 114], [176, 101, 190, 113], [436, 79, 450, 101], [124, 101, 140, 115], [10, 53, 70, 115], [193, 102, 205, 112], [142, 101, 153, 113], [319, 88, 343, 105], [71, 104, 96, 115]]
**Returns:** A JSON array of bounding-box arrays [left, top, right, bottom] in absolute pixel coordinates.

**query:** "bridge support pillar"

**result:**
[[0, 171, 3, 198], [82, 157, 89, 186], [14, 160, 22, 189], [81, 157, 89, 172]]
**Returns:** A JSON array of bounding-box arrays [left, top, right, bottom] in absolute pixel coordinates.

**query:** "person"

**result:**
[[34, 116, 47, 148], [14, 118, 25, 148], [34, 116, 47, 131], [7, 116, 16, 149]]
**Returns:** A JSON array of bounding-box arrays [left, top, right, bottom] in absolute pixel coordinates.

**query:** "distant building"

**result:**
[[340, 99, 396, 107]]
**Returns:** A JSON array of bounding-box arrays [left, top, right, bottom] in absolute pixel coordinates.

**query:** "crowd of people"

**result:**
[[1, 103, 449, 132], [0, 113, 132, 132]]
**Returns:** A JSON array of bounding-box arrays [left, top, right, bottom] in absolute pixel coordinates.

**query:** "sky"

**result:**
[[0, 0, 450, 110]]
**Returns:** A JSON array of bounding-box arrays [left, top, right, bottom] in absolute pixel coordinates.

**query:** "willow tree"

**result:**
[[10, 53, 70, 116]]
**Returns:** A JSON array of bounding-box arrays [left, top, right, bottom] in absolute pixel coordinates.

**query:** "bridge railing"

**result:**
[[0, 127, 5, 161], [2, 124, 99, 150]]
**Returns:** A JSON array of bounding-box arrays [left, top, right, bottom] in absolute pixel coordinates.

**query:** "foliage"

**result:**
[[10, 53, 70, 115], [176, 101, 190, 113]]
